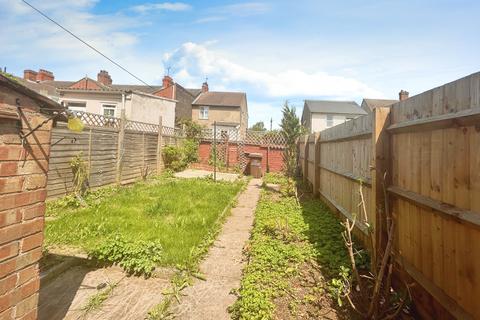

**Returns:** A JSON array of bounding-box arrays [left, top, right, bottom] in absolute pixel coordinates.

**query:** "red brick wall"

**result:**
[[0, 85, 53, 319], [197, 141, 284, 173]]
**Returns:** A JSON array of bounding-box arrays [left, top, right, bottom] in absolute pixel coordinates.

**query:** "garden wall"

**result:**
[[46, 111, 183, 199], [298, 72, 480, 319], [0, 76, 61, 319], [197, 141, 285, 173]]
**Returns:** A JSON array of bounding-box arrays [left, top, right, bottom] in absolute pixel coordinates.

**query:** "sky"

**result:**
[[1, 0, 479, 128]]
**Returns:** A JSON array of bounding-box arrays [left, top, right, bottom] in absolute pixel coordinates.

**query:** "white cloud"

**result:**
[[164, 42, 383, 98], [131, 2, 192, 13]]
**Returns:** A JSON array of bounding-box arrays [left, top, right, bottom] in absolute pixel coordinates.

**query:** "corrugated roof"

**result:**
[[192, 91, 245, 107], [304, 100, 367, 115]]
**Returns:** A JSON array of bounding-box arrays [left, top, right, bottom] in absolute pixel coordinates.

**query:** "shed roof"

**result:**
[[192, 91, 246, 107], [361, 98, 397, 112], [304, 100, 367, 115], [0, 73, 63, 111]]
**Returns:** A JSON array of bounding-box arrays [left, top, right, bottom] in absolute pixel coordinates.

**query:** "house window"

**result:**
[[199, 106, 209, 120], [102, 104, 116, 117], [66, 101, 86, 112], [326, 115, 334, 127]]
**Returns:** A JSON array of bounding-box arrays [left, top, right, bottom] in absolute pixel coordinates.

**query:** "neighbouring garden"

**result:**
[[44, 175, 244, 276]]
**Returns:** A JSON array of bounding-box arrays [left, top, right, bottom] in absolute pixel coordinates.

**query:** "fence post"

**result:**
[[156, 116, 163, 173], [303, 135, 309, 184], [116, 109, 126, 184], [371, 106, 392, 263], [313, 132, 321, 196], [87, 128, 93, 181]]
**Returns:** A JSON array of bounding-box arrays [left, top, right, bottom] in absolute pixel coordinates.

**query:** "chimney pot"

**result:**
[[399, 90, 409, 101], [97, 70, 112, 85], [162, 75, 174, 88], [24, 70, 38, 81], [36, 69, 54, 82], [202, 81, 209, 93]]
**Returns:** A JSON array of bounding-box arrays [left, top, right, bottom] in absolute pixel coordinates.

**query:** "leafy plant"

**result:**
[[88, 234, 163, 276], [179, 119, 204, 142], [70, 152, 89, 200]]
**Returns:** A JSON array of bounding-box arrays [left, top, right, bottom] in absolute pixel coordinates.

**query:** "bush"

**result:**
[[163, 145, 187, 172], [162, 140, 199, 172], [183, 140, 199, 163]]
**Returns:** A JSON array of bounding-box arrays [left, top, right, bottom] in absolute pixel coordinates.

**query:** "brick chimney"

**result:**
[[36, 69, 54, 82], [97, 70, 112, 85], [23, 70, 38, 82], [162, 75, 174, 88], [202, 81, 209, 93], [399, 90, 409, 101]]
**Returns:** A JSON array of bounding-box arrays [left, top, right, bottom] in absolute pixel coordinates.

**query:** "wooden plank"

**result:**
[[396, 257, 474, 320], [388, 186, 480, 227], [320, 165, 372, 186], [387, 108, 480, 133], [319, 190, 368, 234]]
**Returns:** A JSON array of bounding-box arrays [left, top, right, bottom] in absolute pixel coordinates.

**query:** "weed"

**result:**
[[231, 174, 365, 319], [82, 280, 118, 314]]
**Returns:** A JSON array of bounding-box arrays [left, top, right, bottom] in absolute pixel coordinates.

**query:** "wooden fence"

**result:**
[[298, 72, 480, 319], [47, 111, 183, 199]]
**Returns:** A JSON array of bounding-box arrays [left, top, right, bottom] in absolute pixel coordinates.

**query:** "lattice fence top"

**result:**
[[125, 120, 159, 133], [200, 128, 285, 147], [63, 110, 180, 135], [70, 110, 121, 129]]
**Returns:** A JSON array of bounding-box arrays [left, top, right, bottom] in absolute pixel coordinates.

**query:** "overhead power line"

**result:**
[[21, 0, 153, 88]]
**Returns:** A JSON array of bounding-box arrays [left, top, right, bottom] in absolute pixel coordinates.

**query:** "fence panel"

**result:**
[[46, 112, 182, 199], [317, 114, 374, 247], [388, 72, 480, 319], [297, 72, 480, 319]]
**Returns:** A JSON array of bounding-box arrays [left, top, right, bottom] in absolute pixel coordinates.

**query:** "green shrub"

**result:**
[[88, 234, 163, 276], [183, 139, 199, 163], [163, 145, 187, 172], [162, 140, 199, 172]]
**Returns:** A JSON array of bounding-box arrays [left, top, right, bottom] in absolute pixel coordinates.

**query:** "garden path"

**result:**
[[171, 178, 262, 319]]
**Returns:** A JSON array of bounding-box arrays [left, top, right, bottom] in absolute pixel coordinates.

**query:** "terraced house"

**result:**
[[191, 81, 248, 135], [19, 69, 176, 128]]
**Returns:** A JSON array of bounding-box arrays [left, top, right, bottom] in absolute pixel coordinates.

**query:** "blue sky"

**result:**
[[1, 0, 479, 127]]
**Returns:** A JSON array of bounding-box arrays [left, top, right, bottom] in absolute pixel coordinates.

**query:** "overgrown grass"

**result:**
[[45, 177, 244, 273], [230, 176, 364, 319]]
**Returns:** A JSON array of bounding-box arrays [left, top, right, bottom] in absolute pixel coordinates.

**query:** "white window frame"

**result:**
[[102, 104, 117, 118], [326, 114, 334, 127], [199, 106, 209, 120], [66, 101, 87, 112]]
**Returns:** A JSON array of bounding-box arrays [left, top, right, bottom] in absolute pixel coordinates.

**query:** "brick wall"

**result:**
[[197, 141, 284, 173], [0, 84, 54, 319]]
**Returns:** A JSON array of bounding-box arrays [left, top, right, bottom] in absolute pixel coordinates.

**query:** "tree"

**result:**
[[250, 121, 266, 131], [280, 101, 303, 178]]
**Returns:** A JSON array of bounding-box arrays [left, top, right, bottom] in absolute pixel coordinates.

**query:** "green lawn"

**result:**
[[45, 177, 244, 269]]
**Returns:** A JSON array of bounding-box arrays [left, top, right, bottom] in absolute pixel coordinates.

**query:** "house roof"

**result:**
[[185, 88, 202, 97], [361, 98, 397, 112], [192, 91, 246, 107], [304, 100, 367, 115]]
